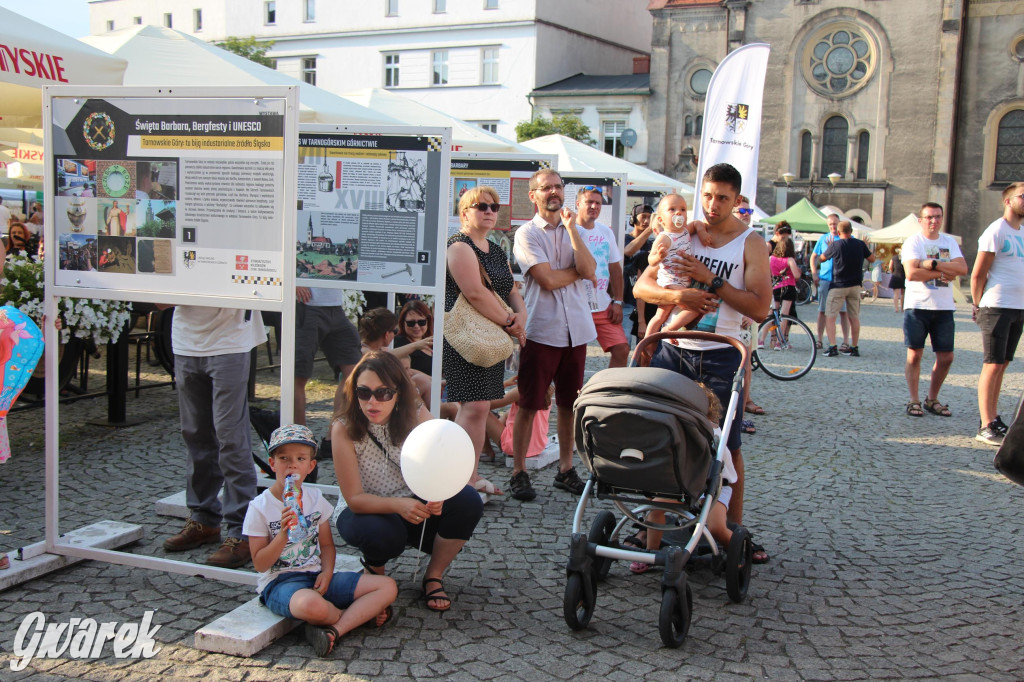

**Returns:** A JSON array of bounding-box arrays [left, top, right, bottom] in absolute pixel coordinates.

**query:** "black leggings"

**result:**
[[336, 484, 483, 567]]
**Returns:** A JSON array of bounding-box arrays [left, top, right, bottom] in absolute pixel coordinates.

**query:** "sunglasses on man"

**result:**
[[733, 208, 754, 216]]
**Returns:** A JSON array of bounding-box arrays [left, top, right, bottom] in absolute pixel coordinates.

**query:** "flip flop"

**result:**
[[473, 478, 503, 496], [303, 623, 339, 658], [741, 419, 756, 435], [752, 543, 770, 564], [744, 401, 766, 416]]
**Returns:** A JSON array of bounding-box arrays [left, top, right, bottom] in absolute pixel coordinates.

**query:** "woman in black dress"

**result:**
[[443, 186, 527, 496], [888, 248, 906, 312]]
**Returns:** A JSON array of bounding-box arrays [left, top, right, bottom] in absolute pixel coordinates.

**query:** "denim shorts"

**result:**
[[903, 309, 955, 352], [259, 570, 361, 619], [977, 307, 1024, 364]]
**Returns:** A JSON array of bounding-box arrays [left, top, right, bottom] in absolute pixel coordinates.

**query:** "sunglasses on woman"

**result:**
[[355, 386, 397, 402], [470, 202, 501, 213], [405, 319, 428, 327]]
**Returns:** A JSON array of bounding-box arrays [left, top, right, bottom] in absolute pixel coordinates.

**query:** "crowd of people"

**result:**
[[6, 173, 1021, 659]]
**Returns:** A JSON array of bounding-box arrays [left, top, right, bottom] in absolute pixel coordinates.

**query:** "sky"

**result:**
[[0, 0, 91, 38]]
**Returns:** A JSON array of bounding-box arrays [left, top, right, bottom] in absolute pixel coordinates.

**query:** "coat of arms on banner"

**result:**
[[725, 103, 749, 134]]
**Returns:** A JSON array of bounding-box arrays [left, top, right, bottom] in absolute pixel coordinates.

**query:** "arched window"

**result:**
[[856, 131, 870, 180], [820, 116, 848, 178], [995, 109, 1024, 182], [695, 115, 703, 136], [684, 115, 693, 137], [799, 131, 812, 179]]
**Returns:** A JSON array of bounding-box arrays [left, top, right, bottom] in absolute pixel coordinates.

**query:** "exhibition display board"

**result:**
[[42, 86, 299, 585], [560, 172, 628, 257]]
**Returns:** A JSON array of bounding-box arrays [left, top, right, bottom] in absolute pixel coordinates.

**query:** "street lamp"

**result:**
[[781, 171, 842, 203]]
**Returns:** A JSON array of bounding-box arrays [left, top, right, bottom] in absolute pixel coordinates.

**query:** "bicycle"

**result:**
[[751, 308, 817, 380], [795, 275, 813, 305]]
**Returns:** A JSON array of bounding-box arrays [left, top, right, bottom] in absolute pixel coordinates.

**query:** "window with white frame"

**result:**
[[265, 1, 276, 24], [304, 0, 315, 21], [473, 121, 498, 133], [485, 0, 499, 8], [481, 47, 499, 85], [603, 121, 626, 158], [432, 50, 448, 86], [133, 16, 142, 24], [384, 54, 400, 88], [434, 0, 446, 12], [386, 0, 398, 16], [193, 9, 202, 31], [163, 13, 172, 28], [106, 20, 114, 31], [302, 57, 317, 86]]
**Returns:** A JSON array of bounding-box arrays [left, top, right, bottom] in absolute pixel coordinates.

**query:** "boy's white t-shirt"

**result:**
[[901, 232, 963, 311], [977, 218, 1024, 309], [243, 485, 335, 594]]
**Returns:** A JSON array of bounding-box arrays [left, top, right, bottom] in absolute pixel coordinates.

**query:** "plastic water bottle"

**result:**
[[283, 474, 308, 543]]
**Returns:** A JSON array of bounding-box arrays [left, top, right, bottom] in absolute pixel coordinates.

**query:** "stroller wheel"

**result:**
[[563, 572, 596, 631], [589, 510, 616, 581], [658, 581, 692, 648], [726, 526, 753, 603]]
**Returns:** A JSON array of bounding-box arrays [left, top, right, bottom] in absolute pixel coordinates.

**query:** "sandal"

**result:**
[[751, 542, 770, 564], [422, 577, 452, 612], [923, 399, 951, 417], [629, 561, 651, 574], [744, 400, 766, 416], [906, 401, 924, 417], [620, 533, 645, 550], [303, 623, 339, 658], [472, 478, 503, 496], [741, 419, 756, 435]]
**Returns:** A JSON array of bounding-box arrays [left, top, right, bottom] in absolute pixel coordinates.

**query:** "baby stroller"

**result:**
[[565, 331, 753, 648]]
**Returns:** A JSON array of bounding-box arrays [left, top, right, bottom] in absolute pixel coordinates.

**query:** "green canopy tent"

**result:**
[[761, 198, 829, 234]]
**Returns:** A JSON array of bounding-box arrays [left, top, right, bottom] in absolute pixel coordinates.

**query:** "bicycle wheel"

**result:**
[[795, 278, 812, 305], [753, 314, 816, 380]]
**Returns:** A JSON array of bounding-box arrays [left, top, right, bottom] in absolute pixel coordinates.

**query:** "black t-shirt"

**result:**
[[822, 237, 871, 288], [394, 335, 432, 375]]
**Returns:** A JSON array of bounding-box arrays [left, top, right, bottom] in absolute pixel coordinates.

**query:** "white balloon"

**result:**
[[400, 420, 475, 501]]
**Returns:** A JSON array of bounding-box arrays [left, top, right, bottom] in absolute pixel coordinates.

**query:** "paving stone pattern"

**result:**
[[1, 302, 1023, 680]]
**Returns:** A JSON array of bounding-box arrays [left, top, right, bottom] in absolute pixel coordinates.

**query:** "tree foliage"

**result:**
[[515, 115, 595, 145], [215, 36, 275, 68]]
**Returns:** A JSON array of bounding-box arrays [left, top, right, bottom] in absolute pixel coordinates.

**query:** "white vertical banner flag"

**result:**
[[692, 43, 771, 221]]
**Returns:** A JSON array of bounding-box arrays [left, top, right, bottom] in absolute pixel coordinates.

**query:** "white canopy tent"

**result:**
[[81, 26, 400, 126], [820, 205, 875, 240], [0, 7, 128, 189], [521, 134, 695, 195], [868, 213, 963, 244], [340, 88, 529, 153]]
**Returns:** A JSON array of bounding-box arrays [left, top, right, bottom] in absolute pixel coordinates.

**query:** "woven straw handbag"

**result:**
[[444, 260, 514, 367]]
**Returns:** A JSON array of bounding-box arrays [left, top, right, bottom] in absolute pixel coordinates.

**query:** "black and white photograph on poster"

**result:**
[[386, 151, 428, 211], [58, 233, 98, 272], [296, 131, 445, 288], [296, 210, 359, 281], [135, 198, 176, 238], [50, 93, 291, 301], [97, 236, 137, 274], [57, 196, 96, 235]]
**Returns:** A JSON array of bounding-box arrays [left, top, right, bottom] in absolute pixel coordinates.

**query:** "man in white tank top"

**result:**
[[634, 163, 772, 562]]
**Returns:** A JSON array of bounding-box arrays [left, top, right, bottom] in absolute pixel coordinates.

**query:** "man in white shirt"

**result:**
[[900, 203, 967, 419], [970, 182, 1024, 445], [575, 186, 629, 368]]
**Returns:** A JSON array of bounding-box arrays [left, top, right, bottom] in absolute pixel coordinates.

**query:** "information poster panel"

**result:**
[[48, 88, 295, 307], [297, 127, 451, 293], [561, 172, 628, 255], [447, 153, 557, 274]]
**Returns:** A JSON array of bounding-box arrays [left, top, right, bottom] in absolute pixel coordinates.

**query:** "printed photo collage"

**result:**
[[56, 159, 179, 275]]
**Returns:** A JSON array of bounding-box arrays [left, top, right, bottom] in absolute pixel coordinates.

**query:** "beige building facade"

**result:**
[[646, 0, 1024, 256]]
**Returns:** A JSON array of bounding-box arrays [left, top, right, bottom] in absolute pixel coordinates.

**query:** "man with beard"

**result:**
[[509, 170, 596, 501], [971, 182, 1024, 445], [634, 163, 772, 562]]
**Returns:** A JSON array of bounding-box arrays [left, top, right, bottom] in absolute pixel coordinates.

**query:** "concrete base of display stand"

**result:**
[[0, 521, 145, 593], [194, 553, 362, 657], [504, 438, 561, 471], [156, 480, 345, 520]]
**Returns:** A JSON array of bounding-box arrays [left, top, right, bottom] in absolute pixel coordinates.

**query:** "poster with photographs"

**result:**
[[296, 129, 450, 292], [446, 153, 558, 274], [48, 89, 294, 305]]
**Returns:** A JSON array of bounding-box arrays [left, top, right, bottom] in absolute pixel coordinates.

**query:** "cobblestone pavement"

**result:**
[[1, 301, 1023, 681]]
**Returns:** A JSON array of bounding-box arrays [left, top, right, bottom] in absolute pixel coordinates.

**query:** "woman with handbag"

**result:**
[[443, 186, 527, 497]]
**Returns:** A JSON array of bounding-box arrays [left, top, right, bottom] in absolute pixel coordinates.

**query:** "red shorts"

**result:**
[[593, 307, 628, 351], [517, 340, 588, 409]]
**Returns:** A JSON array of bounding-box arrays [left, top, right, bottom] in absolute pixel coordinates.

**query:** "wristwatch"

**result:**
[[708, 276, 725, 293], [611, 300, 623, 305], [503, 315, 515, 328], [929, 259, 938, 271]]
